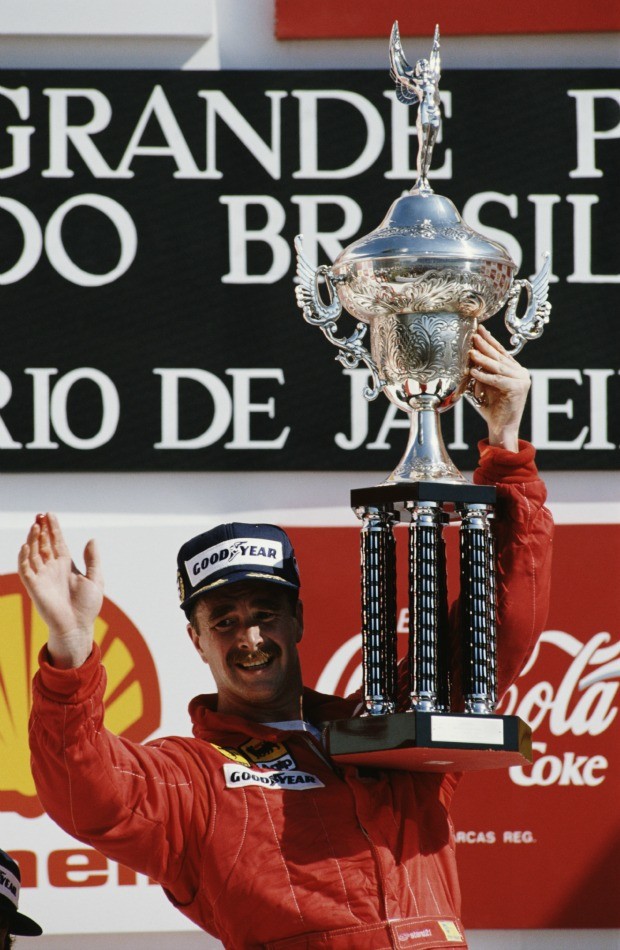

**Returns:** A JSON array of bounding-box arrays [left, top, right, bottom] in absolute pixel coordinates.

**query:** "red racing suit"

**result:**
[[29, 442, 553, 950]]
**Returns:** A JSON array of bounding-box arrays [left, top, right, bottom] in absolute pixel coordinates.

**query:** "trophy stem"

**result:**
[[384, 406, 466, 485]]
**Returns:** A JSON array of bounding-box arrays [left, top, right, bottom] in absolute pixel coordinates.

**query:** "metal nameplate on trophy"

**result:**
[[294, 23, 551, 772]]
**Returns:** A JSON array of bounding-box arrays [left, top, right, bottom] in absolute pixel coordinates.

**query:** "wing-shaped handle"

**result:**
[[293, 235, 385, 400], [504, 253, 552, 356]]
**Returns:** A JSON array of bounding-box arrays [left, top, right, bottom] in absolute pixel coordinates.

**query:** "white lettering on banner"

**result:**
[[153, 367, 290, 450], [44, 88, 117, 178], [336, 368, 619, 454], [568, 89, 620, 179], [0, 82, 614, 290], [0, 197, 42, 283], [0, 85, 34, 179], [462, 192, 523, 271], [527, 194, 561, 283], [566, 193, 620, 284], [455, 831, 497, 844], [0, 82, 612, 188], [292, 90, 384, 179], [220, 195, 289, 284], [200, 90, 286, 180], [224, 369, 290, 450], [185, 537, 283, 588], [0, 363, 616, 454], [223, 763, 324, 790], [0, 194, 137, 285], [23, 368, 120, 450], [116, 86, 204, 180], [502, 831, 536, 843], [290, 194, 363, 268], [0, 371, 22, 448], [45, 194, 137, 287]]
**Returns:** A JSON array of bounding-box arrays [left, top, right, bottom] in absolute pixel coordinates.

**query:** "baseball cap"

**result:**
[[177, 522, 300, 618], [0, 849, 42, 936]]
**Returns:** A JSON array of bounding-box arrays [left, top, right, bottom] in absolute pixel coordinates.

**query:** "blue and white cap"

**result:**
[[177, 522, 300, 617]]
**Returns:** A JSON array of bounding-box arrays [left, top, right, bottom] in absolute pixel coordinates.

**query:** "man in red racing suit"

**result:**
[[23, 329, 553, 949]]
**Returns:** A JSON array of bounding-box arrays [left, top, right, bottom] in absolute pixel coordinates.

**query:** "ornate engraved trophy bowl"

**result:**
[[294, 25, 550, 485], [369, 309, 475, 414], [331, 193, 516, 323]]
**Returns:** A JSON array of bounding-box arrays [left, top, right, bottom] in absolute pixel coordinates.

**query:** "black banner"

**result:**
[[0, 69, 618, 471]]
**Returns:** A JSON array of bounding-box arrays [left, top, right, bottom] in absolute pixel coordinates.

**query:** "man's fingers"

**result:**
[[470, 348, 522, 379], [477, 325, 509, 356], [26, 521, 44, 571], [38, 518, 53, 562], [18, 542, 34, 581], [47, 512, 71, 558], [470, 366, 514, 389], [83, 539, 104, 592]]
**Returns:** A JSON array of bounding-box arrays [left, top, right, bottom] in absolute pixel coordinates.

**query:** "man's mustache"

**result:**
[[229, 643, 281, 666]]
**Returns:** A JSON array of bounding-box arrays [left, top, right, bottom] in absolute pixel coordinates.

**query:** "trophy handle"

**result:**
[[294, 235, 385, 400], [503, 252, 552, 356]]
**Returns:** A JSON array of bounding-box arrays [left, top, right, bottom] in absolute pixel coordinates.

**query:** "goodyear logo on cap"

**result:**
[[186, 538, 284, 589]]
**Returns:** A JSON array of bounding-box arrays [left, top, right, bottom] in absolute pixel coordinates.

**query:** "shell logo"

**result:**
[[0, 573, 161, 819]]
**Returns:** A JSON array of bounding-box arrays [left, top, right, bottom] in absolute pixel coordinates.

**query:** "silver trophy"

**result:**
[[295, 22, 550, 485], [294, 24, 550, 771]]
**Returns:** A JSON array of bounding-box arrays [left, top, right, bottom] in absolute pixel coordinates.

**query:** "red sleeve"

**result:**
[[29, 644, 202, 900], [473, 439, 554, 698]]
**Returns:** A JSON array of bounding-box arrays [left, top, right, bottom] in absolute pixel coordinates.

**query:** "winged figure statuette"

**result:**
[[389, 21, 441, 195]]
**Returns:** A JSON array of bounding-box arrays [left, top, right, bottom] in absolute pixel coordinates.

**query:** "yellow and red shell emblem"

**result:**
[[0, 573, 161, 818]]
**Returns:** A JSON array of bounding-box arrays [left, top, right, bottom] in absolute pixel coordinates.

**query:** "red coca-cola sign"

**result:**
[[290, 523, 620, 929]]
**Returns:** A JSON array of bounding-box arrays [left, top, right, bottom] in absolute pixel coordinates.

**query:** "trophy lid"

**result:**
[[331, 22, 515, 284], [332, 192, 515, 270]]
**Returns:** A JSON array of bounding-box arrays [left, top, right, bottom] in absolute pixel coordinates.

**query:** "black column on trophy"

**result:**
[[458, 505, 496, 714], [323, 482, 530, 773], [407, 503, 449, 712], [360, 509, 397, 715], [486, 524, 498, 709]]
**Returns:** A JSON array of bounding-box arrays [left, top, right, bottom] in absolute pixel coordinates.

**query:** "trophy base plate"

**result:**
[[351, 481, 496, 510], [322, 711, 532, 772]]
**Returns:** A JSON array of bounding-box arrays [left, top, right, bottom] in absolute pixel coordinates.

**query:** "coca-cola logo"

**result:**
[[502, 630, 619, 787], [314, 628, 620, 788]]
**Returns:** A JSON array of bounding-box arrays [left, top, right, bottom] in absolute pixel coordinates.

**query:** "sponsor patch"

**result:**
[[185, 537, 284, 588], [223, 763, 324, 791], [240, 738, 297, 771], [210, 742, 251, 766], [438, 921, 464, 941], [394, 917, 465, 946]]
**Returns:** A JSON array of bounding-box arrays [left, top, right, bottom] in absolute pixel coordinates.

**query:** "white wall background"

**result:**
[[1, 1, 618, 947]]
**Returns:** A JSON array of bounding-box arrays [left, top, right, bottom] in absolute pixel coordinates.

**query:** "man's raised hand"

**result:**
[[468, 325, 531, 452], [18, 513, 104, 669]]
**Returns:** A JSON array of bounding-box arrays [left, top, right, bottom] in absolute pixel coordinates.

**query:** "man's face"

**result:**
[[187, 581, 304, 721]]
